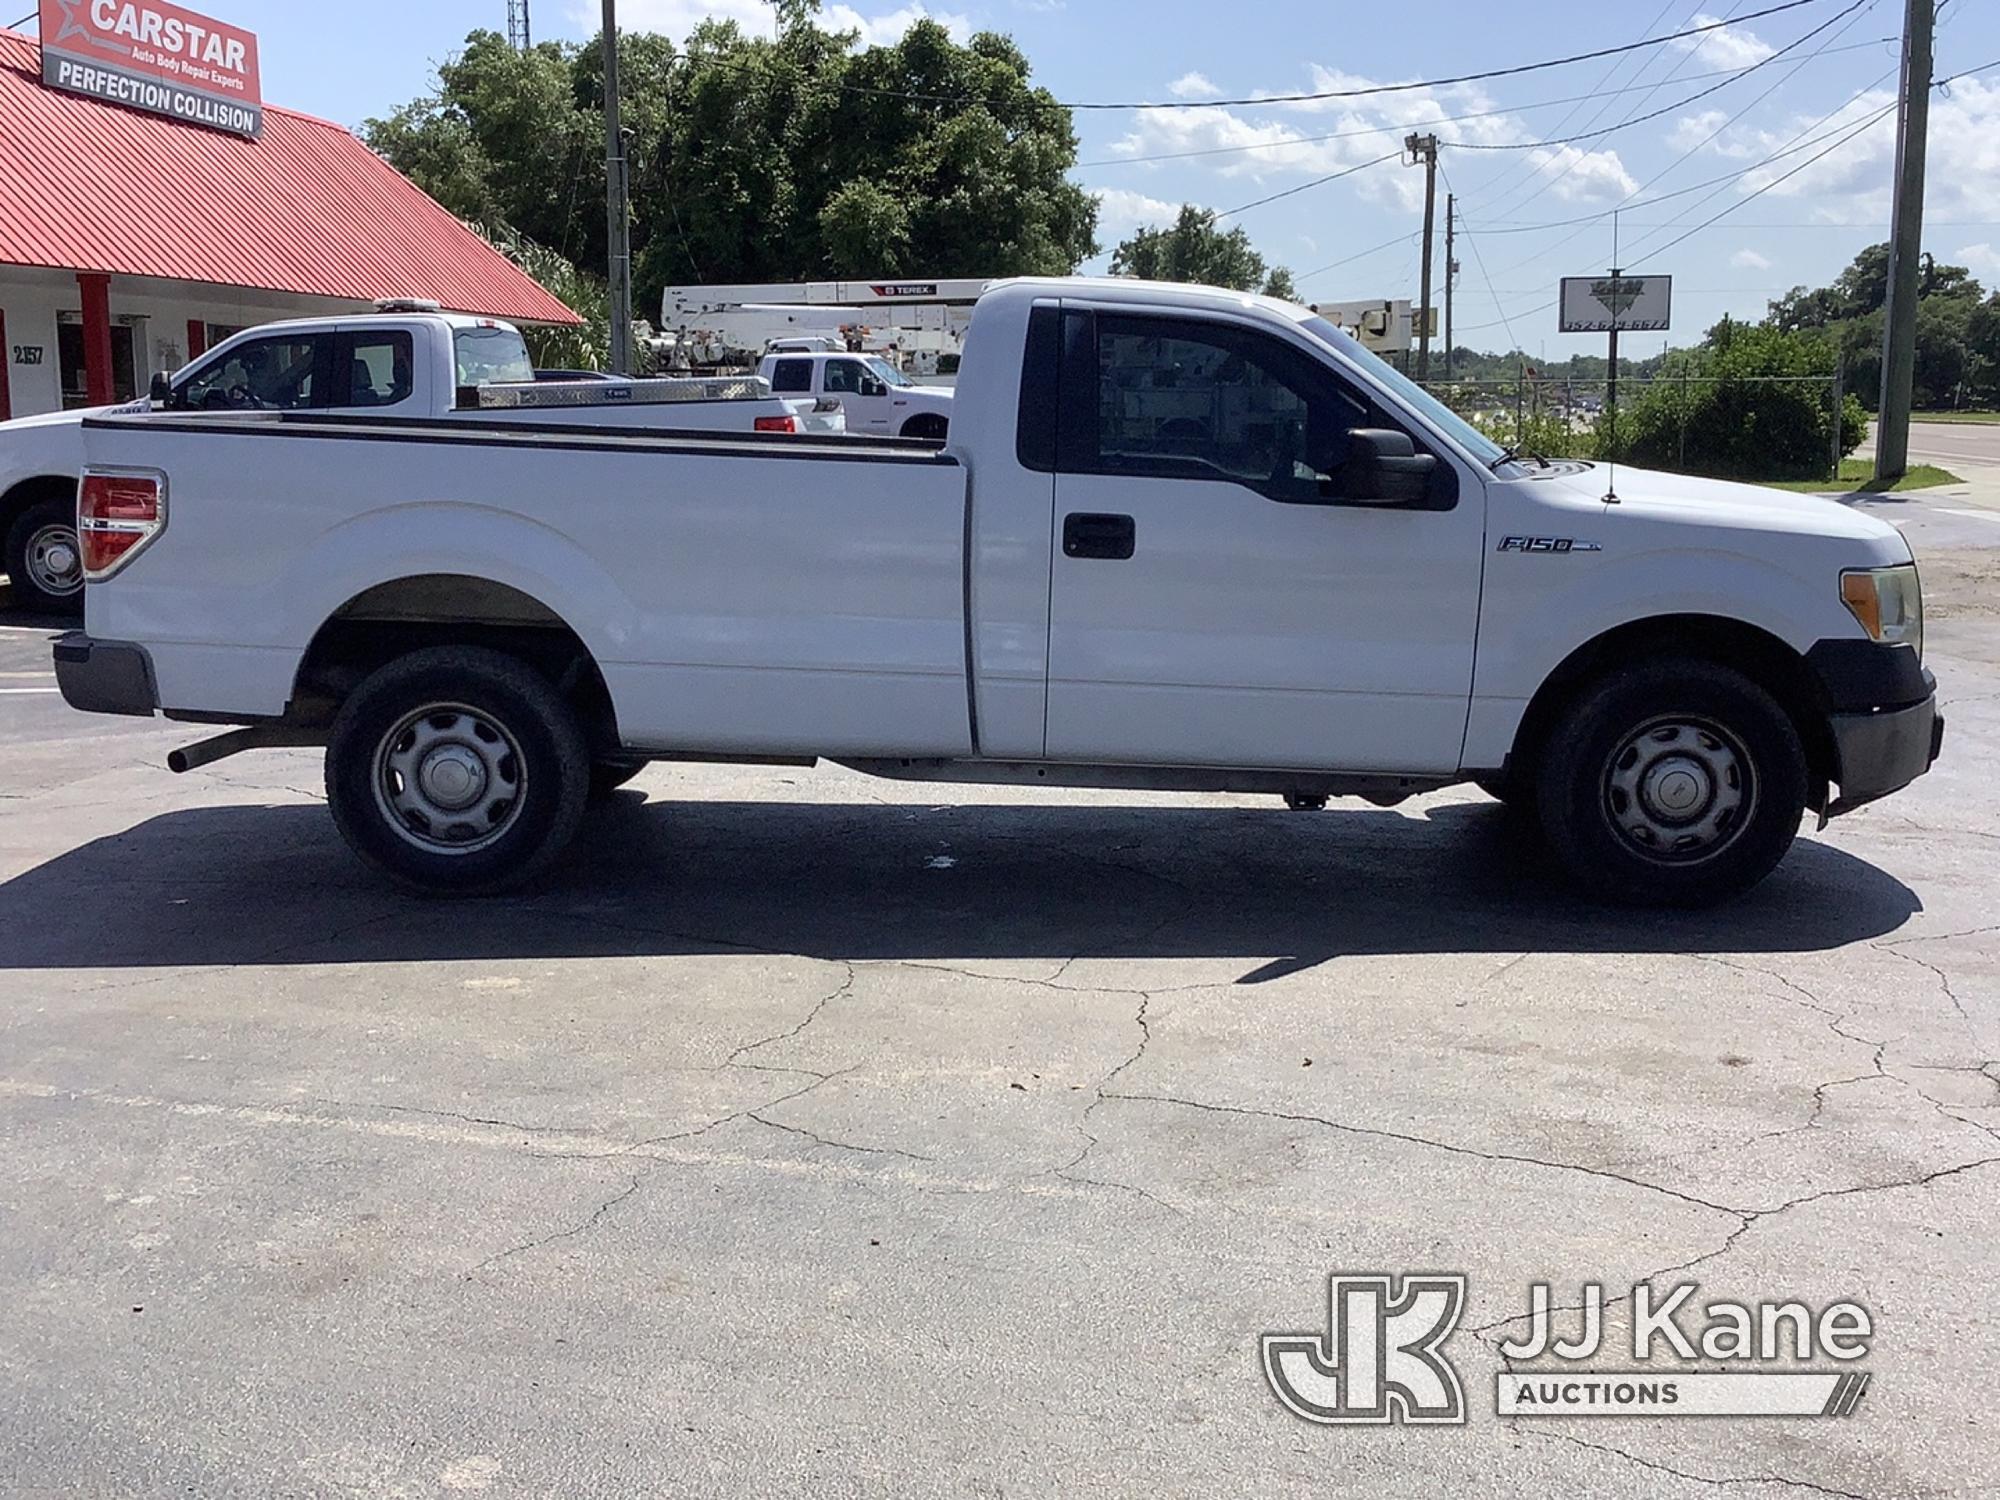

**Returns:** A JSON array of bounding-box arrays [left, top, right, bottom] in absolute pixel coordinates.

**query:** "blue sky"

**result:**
[[28, 0, 2000, 357]]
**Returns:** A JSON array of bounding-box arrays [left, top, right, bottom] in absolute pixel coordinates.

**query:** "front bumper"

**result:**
[[52, 631, 158, 717], [1824, 686, 1943, 817]]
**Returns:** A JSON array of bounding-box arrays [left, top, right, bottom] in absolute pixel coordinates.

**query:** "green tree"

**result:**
[[364, 8, 1098, 322], [1110, 205, 1298, 297]]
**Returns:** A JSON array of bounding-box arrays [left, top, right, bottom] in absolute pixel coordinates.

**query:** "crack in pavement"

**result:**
[[464, 1173, 644, 1275], [1872, 941, 1979, 1034], [725, 964, 856, 1069], [745, 1112, 936, 1162], [1522, 1429, 1871, 1499]]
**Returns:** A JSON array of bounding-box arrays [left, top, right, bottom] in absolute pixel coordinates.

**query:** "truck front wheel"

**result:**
[[325, 646, 589, 895], [1534, 659, 1808, 906]]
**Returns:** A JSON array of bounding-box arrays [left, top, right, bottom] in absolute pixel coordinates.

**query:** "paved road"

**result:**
[[0, 495, 1996, 1498]]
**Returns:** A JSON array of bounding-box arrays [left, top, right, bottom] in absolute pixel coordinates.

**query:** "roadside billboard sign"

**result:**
[[1558, 274, 1672, 333], [38, 0, 262, 137]]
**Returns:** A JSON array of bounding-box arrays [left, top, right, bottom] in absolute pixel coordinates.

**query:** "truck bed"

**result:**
[[79, 409, 973, 757]]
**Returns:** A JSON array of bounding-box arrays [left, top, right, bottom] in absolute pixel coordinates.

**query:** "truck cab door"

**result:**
[[822, 357, 888, 433], [1042, 308, 1485, 774], [331, 329, 420, 413]]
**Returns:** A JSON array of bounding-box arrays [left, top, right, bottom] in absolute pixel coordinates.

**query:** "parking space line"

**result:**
[[1938, 508, 2000, 524], [0, 687, 60, 695]]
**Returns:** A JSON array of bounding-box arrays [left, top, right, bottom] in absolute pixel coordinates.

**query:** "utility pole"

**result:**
[[1406, 133, 1439, 383], [1443, 193, 1457, 381], [603, 0, 633, 376], [1875, 0, 1933, 483]]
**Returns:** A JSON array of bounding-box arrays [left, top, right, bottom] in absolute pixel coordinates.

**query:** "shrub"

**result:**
[[1616, 321, 1862, 480]]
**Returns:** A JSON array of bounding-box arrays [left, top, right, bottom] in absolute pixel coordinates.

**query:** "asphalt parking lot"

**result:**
[[1, 493, 1997, 1498]]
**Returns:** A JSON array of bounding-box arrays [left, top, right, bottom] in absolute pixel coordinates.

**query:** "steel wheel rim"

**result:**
[[1602, 715, 1755, 865], [24, 522, 83, 598], [372, 702, 527, 855]]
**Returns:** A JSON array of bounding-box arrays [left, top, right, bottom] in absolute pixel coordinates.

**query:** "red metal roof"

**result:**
[[0, 28, 581, 325]]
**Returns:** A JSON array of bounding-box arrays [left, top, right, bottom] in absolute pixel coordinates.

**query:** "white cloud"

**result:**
[[1169, 71, 1222, 100], [1092, 187, 1190, 236], [1734, 79, 2000, 224], [1526, 144, 1639, 202], [606, 0, 968, 45], [823, 2, 970, 44], [1101, 66, 1540, 214], [1731, 248, 1773, 270], [1671, 12, 1776, 71], [1959, 243, 2000, 283]]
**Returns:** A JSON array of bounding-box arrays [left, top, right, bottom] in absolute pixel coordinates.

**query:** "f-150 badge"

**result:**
[[1496, 536, 1603, 553]]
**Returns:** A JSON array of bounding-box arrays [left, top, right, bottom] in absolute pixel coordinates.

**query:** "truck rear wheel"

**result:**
[[5, 495, 85, 614], [325, 646, 589, 895], [1534, 658, 1807, 906]]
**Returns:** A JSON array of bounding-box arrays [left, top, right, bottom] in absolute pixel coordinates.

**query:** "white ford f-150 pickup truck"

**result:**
[[1, 306, 838, 613], [55, 277, 1942, 905], [757, 348, 954, 439]]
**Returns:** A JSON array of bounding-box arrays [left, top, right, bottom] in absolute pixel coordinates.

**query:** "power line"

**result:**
[[1483, 51, 1900, 276], [1294, 230, 1421, 288], [1444, 0, 1874, 151], [1214, 151, 1402, 218], [1075, 37, 1894, 171], [763, 0, 1835, 112], [1628, 99, 1899, 266]]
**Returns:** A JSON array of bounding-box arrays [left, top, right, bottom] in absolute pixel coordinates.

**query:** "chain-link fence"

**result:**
[[1421, 371, 1857, 485]]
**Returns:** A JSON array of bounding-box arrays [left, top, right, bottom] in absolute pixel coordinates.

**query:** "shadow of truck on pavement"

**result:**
[[0, 795, 1920, 977]]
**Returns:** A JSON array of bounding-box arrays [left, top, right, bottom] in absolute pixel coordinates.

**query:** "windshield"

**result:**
[[864, 356, 915, 388], [454, 324, 535, 387], [1300, 316, 1505, 465]]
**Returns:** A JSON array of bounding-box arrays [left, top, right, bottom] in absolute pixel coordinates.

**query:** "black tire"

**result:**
[[325, 646, 589, 896], [590, 758, 647, 798], [1535, 658, 1808, 907], [1476, 773, 1538, 821], [900, 413, 949, 441], [5, 494, 85, 614]]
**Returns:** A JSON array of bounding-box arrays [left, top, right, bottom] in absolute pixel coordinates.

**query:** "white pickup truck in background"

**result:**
[[0, 306, 839, 613], [56, 277, 1942, 905], [757, 348, 953, 439]]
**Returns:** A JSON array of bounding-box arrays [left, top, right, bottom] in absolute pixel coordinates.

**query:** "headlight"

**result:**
[[1841, 564, 1923, 659]]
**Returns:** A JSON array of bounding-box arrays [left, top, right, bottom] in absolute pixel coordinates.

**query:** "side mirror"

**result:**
[[149, 371, 171, 404], [860, 377, 887, 398], [1335, 428, 1435, 506]]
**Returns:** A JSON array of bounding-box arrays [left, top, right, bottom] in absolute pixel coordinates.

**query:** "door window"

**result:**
[[821, 359, 864, 395], [174, 336, 326, 411], [1090, 315, 1363, 503], [343, 332, 414, 406]]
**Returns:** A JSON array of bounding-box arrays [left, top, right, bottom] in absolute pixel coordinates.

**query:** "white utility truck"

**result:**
[[663, 278, 986, 373], [757, 349, 954, 439], [55, 277, 1941, 905], [0, 305, 839, 614]]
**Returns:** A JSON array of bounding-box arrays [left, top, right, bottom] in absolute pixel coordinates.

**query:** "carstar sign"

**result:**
[[37, 0, 261, 137]]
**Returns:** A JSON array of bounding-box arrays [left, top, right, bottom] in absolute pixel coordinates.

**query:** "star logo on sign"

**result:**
[[49, 0, 127, 52]]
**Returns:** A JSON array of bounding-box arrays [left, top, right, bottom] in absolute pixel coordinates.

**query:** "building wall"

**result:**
[[1, 267, 370, 419]]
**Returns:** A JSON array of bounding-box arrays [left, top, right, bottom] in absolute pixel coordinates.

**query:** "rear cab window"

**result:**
[[453, 323, 535, 390], [768, 359, 813, 394]]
